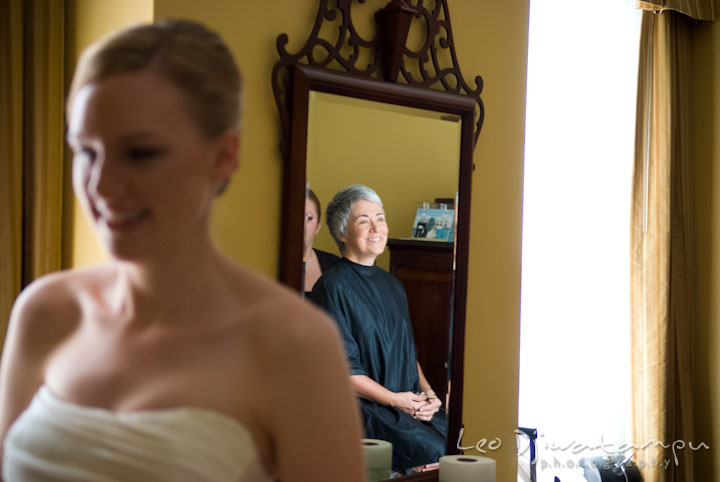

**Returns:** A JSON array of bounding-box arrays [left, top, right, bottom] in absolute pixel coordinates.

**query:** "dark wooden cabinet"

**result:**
[[387, 239, 454, 404]]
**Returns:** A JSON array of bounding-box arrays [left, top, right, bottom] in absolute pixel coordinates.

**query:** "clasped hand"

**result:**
[[393, 391, 441, 422]]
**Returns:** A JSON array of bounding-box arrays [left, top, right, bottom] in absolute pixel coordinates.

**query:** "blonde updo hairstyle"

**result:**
[[67, 18, 242, 140]]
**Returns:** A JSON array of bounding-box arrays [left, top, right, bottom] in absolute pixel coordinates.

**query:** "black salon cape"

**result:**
[[309, 257, 447, 471]]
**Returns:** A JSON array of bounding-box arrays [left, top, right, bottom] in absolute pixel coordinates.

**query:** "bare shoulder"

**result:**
[[221, 263, 350, 393], [221, 264, 365, 481], [222, 262, 352, 402], [1, 265, 119, 382], [6, 265, 111, 340], [0, 265, 112, 443], [223, 262, 341, 349]]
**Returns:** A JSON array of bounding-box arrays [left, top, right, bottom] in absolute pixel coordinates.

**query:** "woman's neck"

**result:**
[[109, 241, 233, 325], [304, 249, 322, 292], [303, 244, 315, 262], [343, 253, 376, 266]]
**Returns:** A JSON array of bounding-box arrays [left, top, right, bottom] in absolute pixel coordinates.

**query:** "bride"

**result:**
[[0, 19, 363, 482]]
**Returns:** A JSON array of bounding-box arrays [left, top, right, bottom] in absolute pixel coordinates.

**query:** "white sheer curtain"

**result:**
[[518, 2, 642, 482]]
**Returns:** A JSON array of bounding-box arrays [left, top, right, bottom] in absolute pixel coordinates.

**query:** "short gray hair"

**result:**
[[326, 184, 383, 254]]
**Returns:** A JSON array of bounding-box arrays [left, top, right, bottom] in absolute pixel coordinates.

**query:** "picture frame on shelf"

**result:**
[[410, 206, 454, 242]]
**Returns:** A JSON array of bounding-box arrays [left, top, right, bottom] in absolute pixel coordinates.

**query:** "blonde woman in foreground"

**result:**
[[0, 19, 364, 482]]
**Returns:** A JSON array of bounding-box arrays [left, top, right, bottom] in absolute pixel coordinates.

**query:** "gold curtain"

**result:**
[[0, 0, 25, 344], [0, 0, 65, 346], [631, 9, 695, 482], [637, 0, 716, 21]]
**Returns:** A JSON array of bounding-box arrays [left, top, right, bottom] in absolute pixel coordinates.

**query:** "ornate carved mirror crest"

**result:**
[[272, 0, 484, 160]]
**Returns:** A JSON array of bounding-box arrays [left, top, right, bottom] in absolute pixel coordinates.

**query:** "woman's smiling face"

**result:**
[[339, 199, 388, 265], [67, 70, 237, 261]]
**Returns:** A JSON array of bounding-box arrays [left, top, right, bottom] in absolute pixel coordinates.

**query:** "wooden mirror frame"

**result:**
[[272, 0, 484, 478]]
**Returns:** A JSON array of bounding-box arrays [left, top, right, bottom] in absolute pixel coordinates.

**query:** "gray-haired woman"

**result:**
[[309, 184, 447, 472]]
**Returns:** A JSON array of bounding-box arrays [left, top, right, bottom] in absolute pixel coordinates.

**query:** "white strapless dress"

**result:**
[[3, 386, 274, 481]]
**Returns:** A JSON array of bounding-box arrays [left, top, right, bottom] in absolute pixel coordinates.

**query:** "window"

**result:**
[[518, 3, 642, 481]]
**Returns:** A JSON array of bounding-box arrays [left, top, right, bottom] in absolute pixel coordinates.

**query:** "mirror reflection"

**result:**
[[305, 92, 461, 273], [303, 92, 462, 475]]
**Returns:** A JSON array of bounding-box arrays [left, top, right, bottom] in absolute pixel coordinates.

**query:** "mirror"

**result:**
[[272, 1, 483, 479], [282, 64, 475, 478]]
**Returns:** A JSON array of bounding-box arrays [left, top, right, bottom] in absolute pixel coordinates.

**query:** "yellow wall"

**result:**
[[63, 0, 154, 268], [450, 2, 528, 479], [691, 16, 720, 481], [68, 0, 530, 478], [307, 92, 461, 270]]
